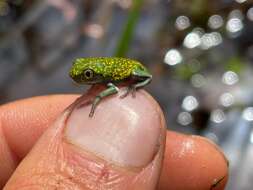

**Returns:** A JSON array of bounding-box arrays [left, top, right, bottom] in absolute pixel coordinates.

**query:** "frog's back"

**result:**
[[83, 57, 146, 81]]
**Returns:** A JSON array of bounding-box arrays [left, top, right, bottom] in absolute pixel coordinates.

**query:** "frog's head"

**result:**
[[69, 58, 106, 84]]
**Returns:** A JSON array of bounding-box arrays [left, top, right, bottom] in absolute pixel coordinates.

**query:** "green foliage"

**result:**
[[226, 57, 243, 73], [175, 64, 195, 80], [114, 0, 144, 57]]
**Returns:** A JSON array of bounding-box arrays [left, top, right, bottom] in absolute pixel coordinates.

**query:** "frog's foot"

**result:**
[[120, 86, 136, 98]]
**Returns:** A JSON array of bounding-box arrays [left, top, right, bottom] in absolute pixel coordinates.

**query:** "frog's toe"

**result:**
[[89, 110, 94, 117], [120, 86, 137, 98], [120, 87, 131, 98], [131, 87, 136, 98]]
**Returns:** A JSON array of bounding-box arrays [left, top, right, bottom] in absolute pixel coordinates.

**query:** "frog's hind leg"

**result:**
[[133, 76, 152, 89], [89, 83, 119, 117], [120, 69, 152, 98]]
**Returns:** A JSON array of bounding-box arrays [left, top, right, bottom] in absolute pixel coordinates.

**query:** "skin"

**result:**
[[69, 57, 152, 117], [0, 90, 228, 189]]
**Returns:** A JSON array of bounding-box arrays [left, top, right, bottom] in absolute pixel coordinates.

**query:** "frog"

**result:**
[[69, 57, 152, 117]]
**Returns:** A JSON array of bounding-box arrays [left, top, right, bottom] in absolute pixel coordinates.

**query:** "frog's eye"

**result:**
[[84, 69, 94, 79]]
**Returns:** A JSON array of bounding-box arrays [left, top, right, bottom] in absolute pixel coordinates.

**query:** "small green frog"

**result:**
[[69, 57, 152, 117]]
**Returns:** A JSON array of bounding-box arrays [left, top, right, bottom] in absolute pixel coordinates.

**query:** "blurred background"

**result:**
[[0, 0, 253, 189]]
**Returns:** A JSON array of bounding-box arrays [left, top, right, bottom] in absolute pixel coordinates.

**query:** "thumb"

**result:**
[[4, 89, 166, 190]]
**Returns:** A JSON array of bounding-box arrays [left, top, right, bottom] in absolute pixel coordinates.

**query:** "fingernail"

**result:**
[[64, 92, 162, 167]]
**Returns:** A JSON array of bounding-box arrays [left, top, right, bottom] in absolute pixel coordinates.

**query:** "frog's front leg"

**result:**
[[90, 83, 119, 117]]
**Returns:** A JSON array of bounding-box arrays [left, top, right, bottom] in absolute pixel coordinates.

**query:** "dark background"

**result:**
[[1, 0, 253, 189]]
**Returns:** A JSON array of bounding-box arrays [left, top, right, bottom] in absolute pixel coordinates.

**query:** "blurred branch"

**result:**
[[114, 0, 144, 57]]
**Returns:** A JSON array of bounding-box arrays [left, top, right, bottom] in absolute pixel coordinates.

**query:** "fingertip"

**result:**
[[158, 131, 228, 190], [65, 89, 165, 168]]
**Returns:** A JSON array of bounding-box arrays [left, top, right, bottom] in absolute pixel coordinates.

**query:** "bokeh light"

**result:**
[[229, 9, 244, 20], [183, 31, 201, 49], [205, 132, 219, 143], [226, 18, 244, 34], [250, 131, 253, 144], [113, 0, 132, 9], [222, 71, 239, 85], [191, 74, 206, 88], [182, 96, 199, 111], [164, 49, 183, 66], [175, 15, 191, 30], [235, 0, 247, 3], [84, 23, 104, 39], [177, 112, 193, 126], [242, 107, 253, 121], [208, 15, 224, 29], [219, 92, 235, 107], [200, 32, 223, 50], [247, 7, 253, 21], [211, 109, 226, 123]]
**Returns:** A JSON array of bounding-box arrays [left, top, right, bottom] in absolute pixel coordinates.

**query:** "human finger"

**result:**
[[4, 87, 166, 189]]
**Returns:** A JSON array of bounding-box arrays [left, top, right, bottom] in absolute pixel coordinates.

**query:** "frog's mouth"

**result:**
[[71, 74, 109, 85]]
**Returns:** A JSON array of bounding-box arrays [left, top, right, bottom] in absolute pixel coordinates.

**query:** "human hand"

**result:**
[[0, 87, 228, 189]]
